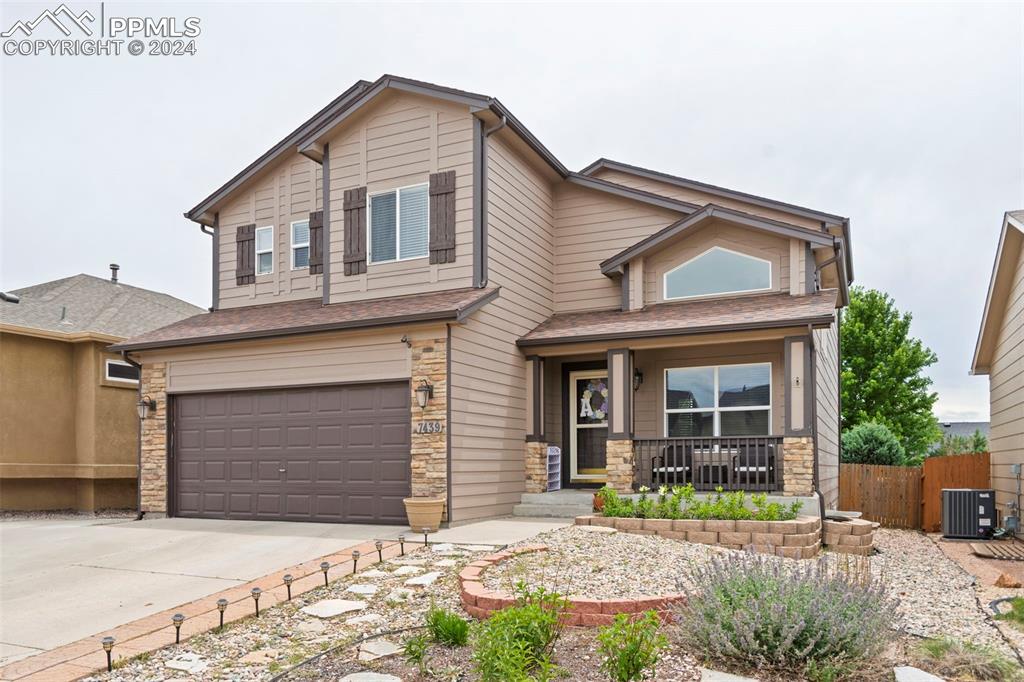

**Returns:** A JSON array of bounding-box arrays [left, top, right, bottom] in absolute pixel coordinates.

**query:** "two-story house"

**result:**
[[112, 75, 853, 525]]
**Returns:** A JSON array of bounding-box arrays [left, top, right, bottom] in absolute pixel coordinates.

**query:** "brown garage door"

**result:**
[[172, 382, 410, 524]]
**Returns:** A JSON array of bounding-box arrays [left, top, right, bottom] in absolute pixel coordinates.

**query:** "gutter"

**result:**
[[120, 350, 145, 521]]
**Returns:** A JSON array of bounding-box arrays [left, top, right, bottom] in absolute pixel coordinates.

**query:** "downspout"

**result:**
[[473, 115, 508, 289], [199, 220, 217, 312], [807, 323, 827, 534], [121, 350, 145, 521]]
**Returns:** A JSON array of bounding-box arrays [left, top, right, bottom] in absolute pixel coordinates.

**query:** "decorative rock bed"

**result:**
[[458, 543, 685, 626], [576, 514, 824, 558]]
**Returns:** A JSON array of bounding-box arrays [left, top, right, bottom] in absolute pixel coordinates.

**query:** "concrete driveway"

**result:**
[[0, 515, 566, 666]]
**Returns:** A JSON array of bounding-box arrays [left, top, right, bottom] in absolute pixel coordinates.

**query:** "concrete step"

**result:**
[[518, 490, 594, 505], [511, 503, 592, 518]]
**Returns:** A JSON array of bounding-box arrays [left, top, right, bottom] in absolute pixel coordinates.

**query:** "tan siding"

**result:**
[[641, 220, 790, 305], [326, 92, 474, 304], [590, 167, 824, 231], [449, 135, 556, 521], [991, 244, 1024, 518], [554, 184, 680, 314], [217, 154, 324, 309], [814, 321, 840, 509]]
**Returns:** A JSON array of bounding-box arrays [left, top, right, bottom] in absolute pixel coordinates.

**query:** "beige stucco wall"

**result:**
[[990, 240, 1024, 519], [0, 333, 138, 510]]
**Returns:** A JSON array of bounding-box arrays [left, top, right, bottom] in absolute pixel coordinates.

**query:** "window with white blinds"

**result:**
[[291, 220, 310, 269], [368, 183, 428, 264]]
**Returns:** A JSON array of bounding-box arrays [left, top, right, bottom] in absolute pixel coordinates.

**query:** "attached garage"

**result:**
[[171, 382, 410, 524]]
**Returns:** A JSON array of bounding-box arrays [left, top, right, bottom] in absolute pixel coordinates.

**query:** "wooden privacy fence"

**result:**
[[839, 463, 922, 529], [922, 452, 991, 532]]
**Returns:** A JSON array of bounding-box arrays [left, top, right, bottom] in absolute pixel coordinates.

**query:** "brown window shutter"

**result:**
[[343, 187, 367, 276], [428, 170, 456, 264], [308, 210, 324, 274], [235, 223, 255, 285]]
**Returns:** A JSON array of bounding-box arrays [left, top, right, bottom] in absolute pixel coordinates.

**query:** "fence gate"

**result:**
[[839, 463, 922, 529], [921, 452, 991, 532]]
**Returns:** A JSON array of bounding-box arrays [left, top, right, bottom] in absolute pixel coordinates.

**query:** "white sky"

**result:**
[[2, 2, 1022, 422]]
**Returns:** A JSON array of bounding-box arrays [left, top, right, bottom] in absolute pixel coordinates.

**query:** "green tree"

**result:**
[[841, 422, 906, 465], [841, 287, 941, 458]]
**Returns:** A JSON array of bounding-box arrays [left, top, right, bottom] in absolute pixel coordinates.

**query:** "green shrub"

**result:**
[[597, 485, 801, 522], [402, 632, 430, 676], [916, 637, 1023, 681], [426, 605, 469, 646], [674, 551, 895, 670], [994, 596, 1024, 629], [470, 583, 568, 681], [597, 611, 668, 681], [840, 422, 906, 465]]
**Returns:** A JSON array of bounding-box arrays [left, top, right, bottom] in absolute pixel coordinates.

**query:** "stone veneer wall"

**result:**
[[140, 362, 168, 514], [577, 514, 823, 559], [782, 436, 814, 496], [410, 336, 448, 501], [524, 441, 549, 493], [605, 439, 635, 493]]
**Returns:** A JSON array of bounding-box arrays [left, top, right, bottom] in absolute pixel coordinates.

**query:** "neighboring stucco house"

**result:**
[[972, 210, 1024, 530], [112, 75, 853, 525], [0, 268, 203, 511]]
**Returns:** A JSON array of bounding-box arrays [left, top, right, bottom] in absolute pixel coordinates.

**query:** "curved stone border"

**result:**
[[458, 544, 684, 626], [575, 514, 823, 559]]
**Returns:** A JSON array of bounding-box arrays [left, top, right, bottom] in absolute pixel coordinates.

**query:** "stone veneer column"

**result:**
[[524, 441, 549, 493], [605, 439, 635, 493], [410, 336, 448, 501], [782, 436, 814, 496], [140, 362, 168, 515]]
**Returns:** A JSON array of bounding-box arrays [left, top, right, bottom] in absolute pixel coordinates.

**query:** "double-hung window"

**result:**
[[665, 362, 771, 437], [368, 183, 429, 264], [255, 226, 274, 275], [291, 220, 310, 269]]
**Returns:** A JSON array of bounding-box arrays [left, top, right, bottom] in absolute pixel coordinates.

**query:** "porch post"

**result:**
[[783, 336, 815, 496], [524, 356, 549, 493], [606, 348, 635, 493]]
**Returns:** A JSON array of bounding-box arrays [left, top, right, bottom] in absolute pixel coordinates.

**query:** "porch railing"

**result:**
[[633, 436, 784, 492]]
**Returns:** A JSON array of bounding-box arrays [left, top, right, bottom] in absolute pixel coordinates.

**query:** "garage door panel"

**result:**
[[174, 382, 411, 523]]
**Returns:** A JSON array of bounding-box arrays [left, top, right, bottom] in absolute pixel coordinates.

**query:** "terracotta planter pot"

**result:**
[[403, 497, 446, 532]]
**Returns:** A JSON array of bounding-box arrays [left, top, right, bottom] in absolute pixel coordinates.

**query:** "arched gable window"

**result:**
[[663, 246, 772, 300]]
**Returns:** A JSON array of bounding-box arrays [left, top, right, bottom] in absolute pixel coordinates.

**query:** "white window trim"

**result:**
[[290, 219, 310, 270], [367, 182, 429, 265], [104, 359, 140, 385], [663, 362, 772, 437], [663, 246, 773, 301], [254, 224, 274, 274]]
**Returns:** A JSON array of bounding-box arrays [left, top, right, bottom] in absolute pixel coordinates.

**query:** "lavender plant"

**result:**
[[674, 551, 895, 670]]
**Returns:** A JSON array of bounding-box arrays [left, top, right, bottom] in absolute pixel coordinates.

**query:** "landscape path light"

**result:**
[[397, 534, 405, 556], [375, 540, 384, 563], [172, 613, 184, 644], [320, 561, 330, 587], [251, 587, 262, 616], [422, 527, 432, 546], [283, 574, 293, 600], [351, 550, 360, 574], [216, 598, 228, 630], [101, 636, 114, 672]]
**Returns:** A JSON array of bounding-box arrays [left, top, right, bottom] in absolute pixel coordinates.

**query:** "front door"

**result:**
[[569, 370, 608, 484]]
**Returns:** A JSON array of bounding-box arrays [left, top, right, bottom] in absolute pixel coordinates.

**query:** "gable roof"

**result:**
[[581, 158, 854, 280], [599, 203, 836, 276], [971, 210, 1024, 375], [2, 274, 203, 341]]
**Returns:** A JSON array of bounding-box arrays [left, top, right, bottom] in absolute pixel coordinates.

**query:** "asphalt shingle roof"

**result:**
[[2, 274, 203, 339]]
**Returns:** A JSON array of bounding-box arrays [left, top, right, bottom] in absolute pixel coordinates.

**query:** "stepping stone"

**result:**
[[360, 569, 390, 578], [239, 649, 278, 665], [431, 543, 457, 552], [346, 613, 385, 625], [165, 653, 208, 674], [894, 667, 944, 682], [700, 668, 757, 682], [390, 557, 427, 565], [357, 638, 402, 662], [294, 620, 326, 634], [347, 584, 379, 595], [300, 599, 366, 618], [388, 588, 414, 601], [457, 544, 496, 551], [340, 673, 403, 682], [433, 559, 458, 567], [393, 565, 423, 576], [406, 571, 441, 587]]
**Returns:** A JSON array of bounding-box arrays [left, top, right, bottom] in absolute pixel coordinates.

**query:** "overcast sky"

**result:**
[[2, 2, 1022, 421]]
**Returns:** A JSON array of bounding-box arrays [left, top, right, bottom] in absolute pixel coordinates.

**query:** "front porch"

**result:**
[[519, 329, 818, 498]]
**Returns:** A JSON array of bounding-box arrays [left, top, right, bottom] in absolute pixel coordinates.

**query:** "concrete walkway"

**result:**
[[0, 515, 567, 667]]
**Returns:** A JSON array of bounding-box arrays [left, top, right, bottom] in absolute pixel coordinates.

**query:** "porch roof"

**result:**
[[517, 290, 837, 347]]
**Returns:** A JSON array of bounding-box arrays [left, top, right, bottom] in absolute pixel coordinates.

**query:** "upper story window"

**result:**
[[105, 359, 140, 385], [369, 184, 429, 264], [664, 246, 771, 300], [291, 220, 310, 269], [665, 362, 771, 437], [255, 226, 274, 275]]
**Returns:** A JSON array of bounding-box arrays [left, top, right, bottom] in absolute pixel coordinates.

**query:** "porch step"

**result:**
[[512, 490, 594, 519]]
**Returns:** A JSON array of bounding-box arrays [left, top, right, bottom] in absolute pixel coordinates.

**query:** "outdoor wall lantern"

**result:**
[[415, 379, 434, 409], [101, 636, 115, 672], [136, 396, 157, 419], [633, 368, 644, 392]]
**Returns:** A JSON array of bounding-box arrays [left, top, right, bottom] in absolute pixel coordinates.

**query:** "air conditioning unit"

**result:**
[[942, 489, 996, 539]]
